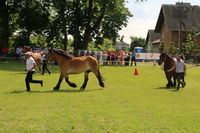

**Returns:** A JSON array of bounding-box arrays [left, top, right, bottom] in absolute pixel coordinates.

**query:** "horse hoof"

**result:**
[[80, 87, 85, 90], [99, 82, 105, 88], [53, 87, 59, 91], [70, 83, 77, 88]]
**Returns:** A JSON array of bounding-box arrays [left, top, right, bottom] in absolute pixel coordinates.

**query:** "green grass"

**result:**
[[0, 61, 200, 133]]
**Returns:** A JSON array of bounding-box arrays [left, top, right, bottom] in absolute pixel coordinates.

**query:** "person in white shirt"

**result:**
[[25, 52, 43, 91], [68, 48, 73, 55], [16, 46, 22, 61], [40, 52, 51, 75], [167, 55, 186, 90]]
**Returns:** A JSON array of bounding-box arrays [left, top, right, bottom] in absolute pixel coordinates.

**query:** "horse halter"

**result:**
[[46, 52, 54, 61], [164, 55, 167, 62], [160, 54, 167, 63]]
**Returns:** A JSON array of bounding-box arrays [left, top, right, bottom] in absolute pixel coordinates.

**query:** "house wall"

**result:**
[[160, 24, 188, 49], [116, 44, 129, 50], [171, 31, 179, 47], [152, 43, 160, 53], [160, 23, 171, 47], [194, 35, 200, 46]]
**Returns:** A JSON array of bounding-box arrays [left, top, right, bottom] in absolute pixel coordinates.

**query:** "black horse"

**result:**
[[158, 53, 176, 88]]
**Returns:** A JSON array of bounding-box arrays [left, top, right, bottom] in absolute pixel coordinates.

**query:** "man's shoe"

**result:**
[[40, 81, 43, 87]]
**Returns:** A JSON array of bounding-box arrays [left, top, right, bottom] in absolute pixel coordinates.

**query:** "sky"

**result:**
[[119, 0, 200, 43]]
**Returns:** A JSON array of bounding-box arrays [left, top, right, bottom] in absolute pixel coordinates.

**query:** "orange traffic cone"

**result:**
[[134, 68, 139, 76]]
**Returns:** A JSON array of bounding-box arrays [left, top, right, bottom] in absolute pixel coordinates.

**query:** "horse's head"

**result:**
[[158, 53, 168, 65], [45, 47, 54, 61]]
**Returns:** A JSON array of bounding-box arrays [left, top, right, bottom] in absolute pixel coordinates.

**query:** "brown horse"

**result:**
[[46, 48, 105, 91], [22, 46, 42, 71], [22, 46, 42, 65], [158, 53, 176, 88]]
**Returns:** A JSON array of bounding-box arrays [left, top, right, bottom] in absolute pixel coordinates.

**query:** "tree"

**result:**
[[70, 0, 132, 52], [1, 0, 141, 52], [182, 30, 199, 60], [130, 36, 146, 51], [46, 0, 74, 50], [17, 0, 50, 45], [0, 0, 15, 49]]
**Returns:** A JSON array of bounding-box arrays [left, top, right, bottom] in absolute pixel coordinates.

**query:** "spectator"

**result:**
[[86, 50, 90, 56], [1, 47, 9, 62], [102, 52, 108, 66], [131, 50, 137, 66], [111, 53, 116, 65], [90, 51, 95, 57], [68, 48, 73, 55], [117, 54, 122, 65], [40, 52, 51, 75], [16, 46, 22, 61], [97, 52, 101, 63], [107, 53, 111, 66], [80, 50, 85, 56]]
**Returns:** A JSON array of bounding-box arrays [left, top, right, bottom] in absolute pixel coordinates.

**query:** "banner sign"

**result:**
[[136, 53, 160, 60]]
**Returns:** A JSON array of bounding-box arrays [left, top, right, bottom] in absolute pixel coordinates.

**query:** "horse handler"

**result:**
[[167, 55, 186, 90], [40, 52, 51, 75], [25, 52, 43, 91]]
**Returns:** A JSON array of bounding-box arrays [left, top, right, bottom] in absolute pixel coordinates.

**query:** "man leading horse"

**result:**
[[158, 53, 186, 90], [166, 55, 186, 90]]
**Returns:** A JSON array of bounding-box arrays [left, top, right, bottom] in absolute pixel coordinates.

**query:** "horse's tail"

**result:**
[[98, 68, 104, 81], [98, 68, 105, 87]]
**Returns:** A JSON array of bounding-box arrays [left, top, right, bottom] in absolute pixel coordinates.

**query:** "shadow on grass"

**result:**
[[0, 61, 59, 73], [10, 72, 27, 75], [154, 86, 179, 92], [8, 88, 104, 94], [155, 87, 169, 89]]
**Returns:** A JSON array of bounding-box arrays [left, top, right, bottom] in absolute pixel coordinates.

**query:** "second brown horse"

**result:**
[[158, 53, 176, 88], [46, 48, 105, 90]]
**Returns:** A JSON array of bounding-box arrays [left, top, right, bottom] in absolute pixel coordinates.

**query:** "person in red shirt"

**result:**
[[1, 47, 9, 61]]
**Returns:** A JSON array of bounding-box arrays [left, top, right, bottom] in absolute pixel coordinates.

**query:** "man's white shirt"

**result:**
[[175, 61, 185, 73], [26, 57, 36, 71]]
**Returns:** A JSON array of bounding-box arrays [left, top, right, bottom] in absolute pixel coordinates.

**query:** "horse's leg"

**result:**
[[166, 74, 171, 88], [54, 74, 64, 90], [169, 75, 174, 87], [92, 68, 105, 88], [173, 74, 176, 87], [80, 71, 90, 90], [65, 74, 77, 88]]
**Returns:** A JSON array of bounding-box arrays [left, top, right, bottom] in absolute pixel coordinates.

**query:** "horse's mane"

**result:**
[[52, 48, 73, 59], [161, 53, 174, 62], [166, 54, 174, 62]]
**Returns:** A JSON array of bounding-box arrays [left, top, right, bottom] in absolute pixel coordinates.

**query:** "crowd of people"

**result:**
[[78, 50, 137, 66], [2, 46, 138, 66]]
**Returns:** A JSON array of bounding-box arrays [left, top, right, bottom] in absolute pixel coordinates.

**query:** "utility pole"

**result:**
[[175, 2, 191, 54]]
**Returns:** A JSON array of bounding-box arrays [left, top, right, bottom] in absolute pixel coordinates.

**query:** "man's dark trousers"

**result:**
[[25, 71, 42, 91]]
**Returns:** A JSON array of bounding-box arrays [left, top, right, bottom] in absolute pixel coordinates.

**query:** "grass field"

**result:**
[[0, 61, 200, 133]]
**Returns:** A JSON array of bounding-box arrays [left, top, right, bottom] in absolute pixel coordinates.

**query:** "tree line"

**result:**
[[0, 0, 136, 54]]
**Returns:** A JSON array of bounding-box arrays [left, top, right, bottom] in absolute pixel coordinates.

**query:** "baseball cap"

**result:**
[[25, 52, 32, 55]]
